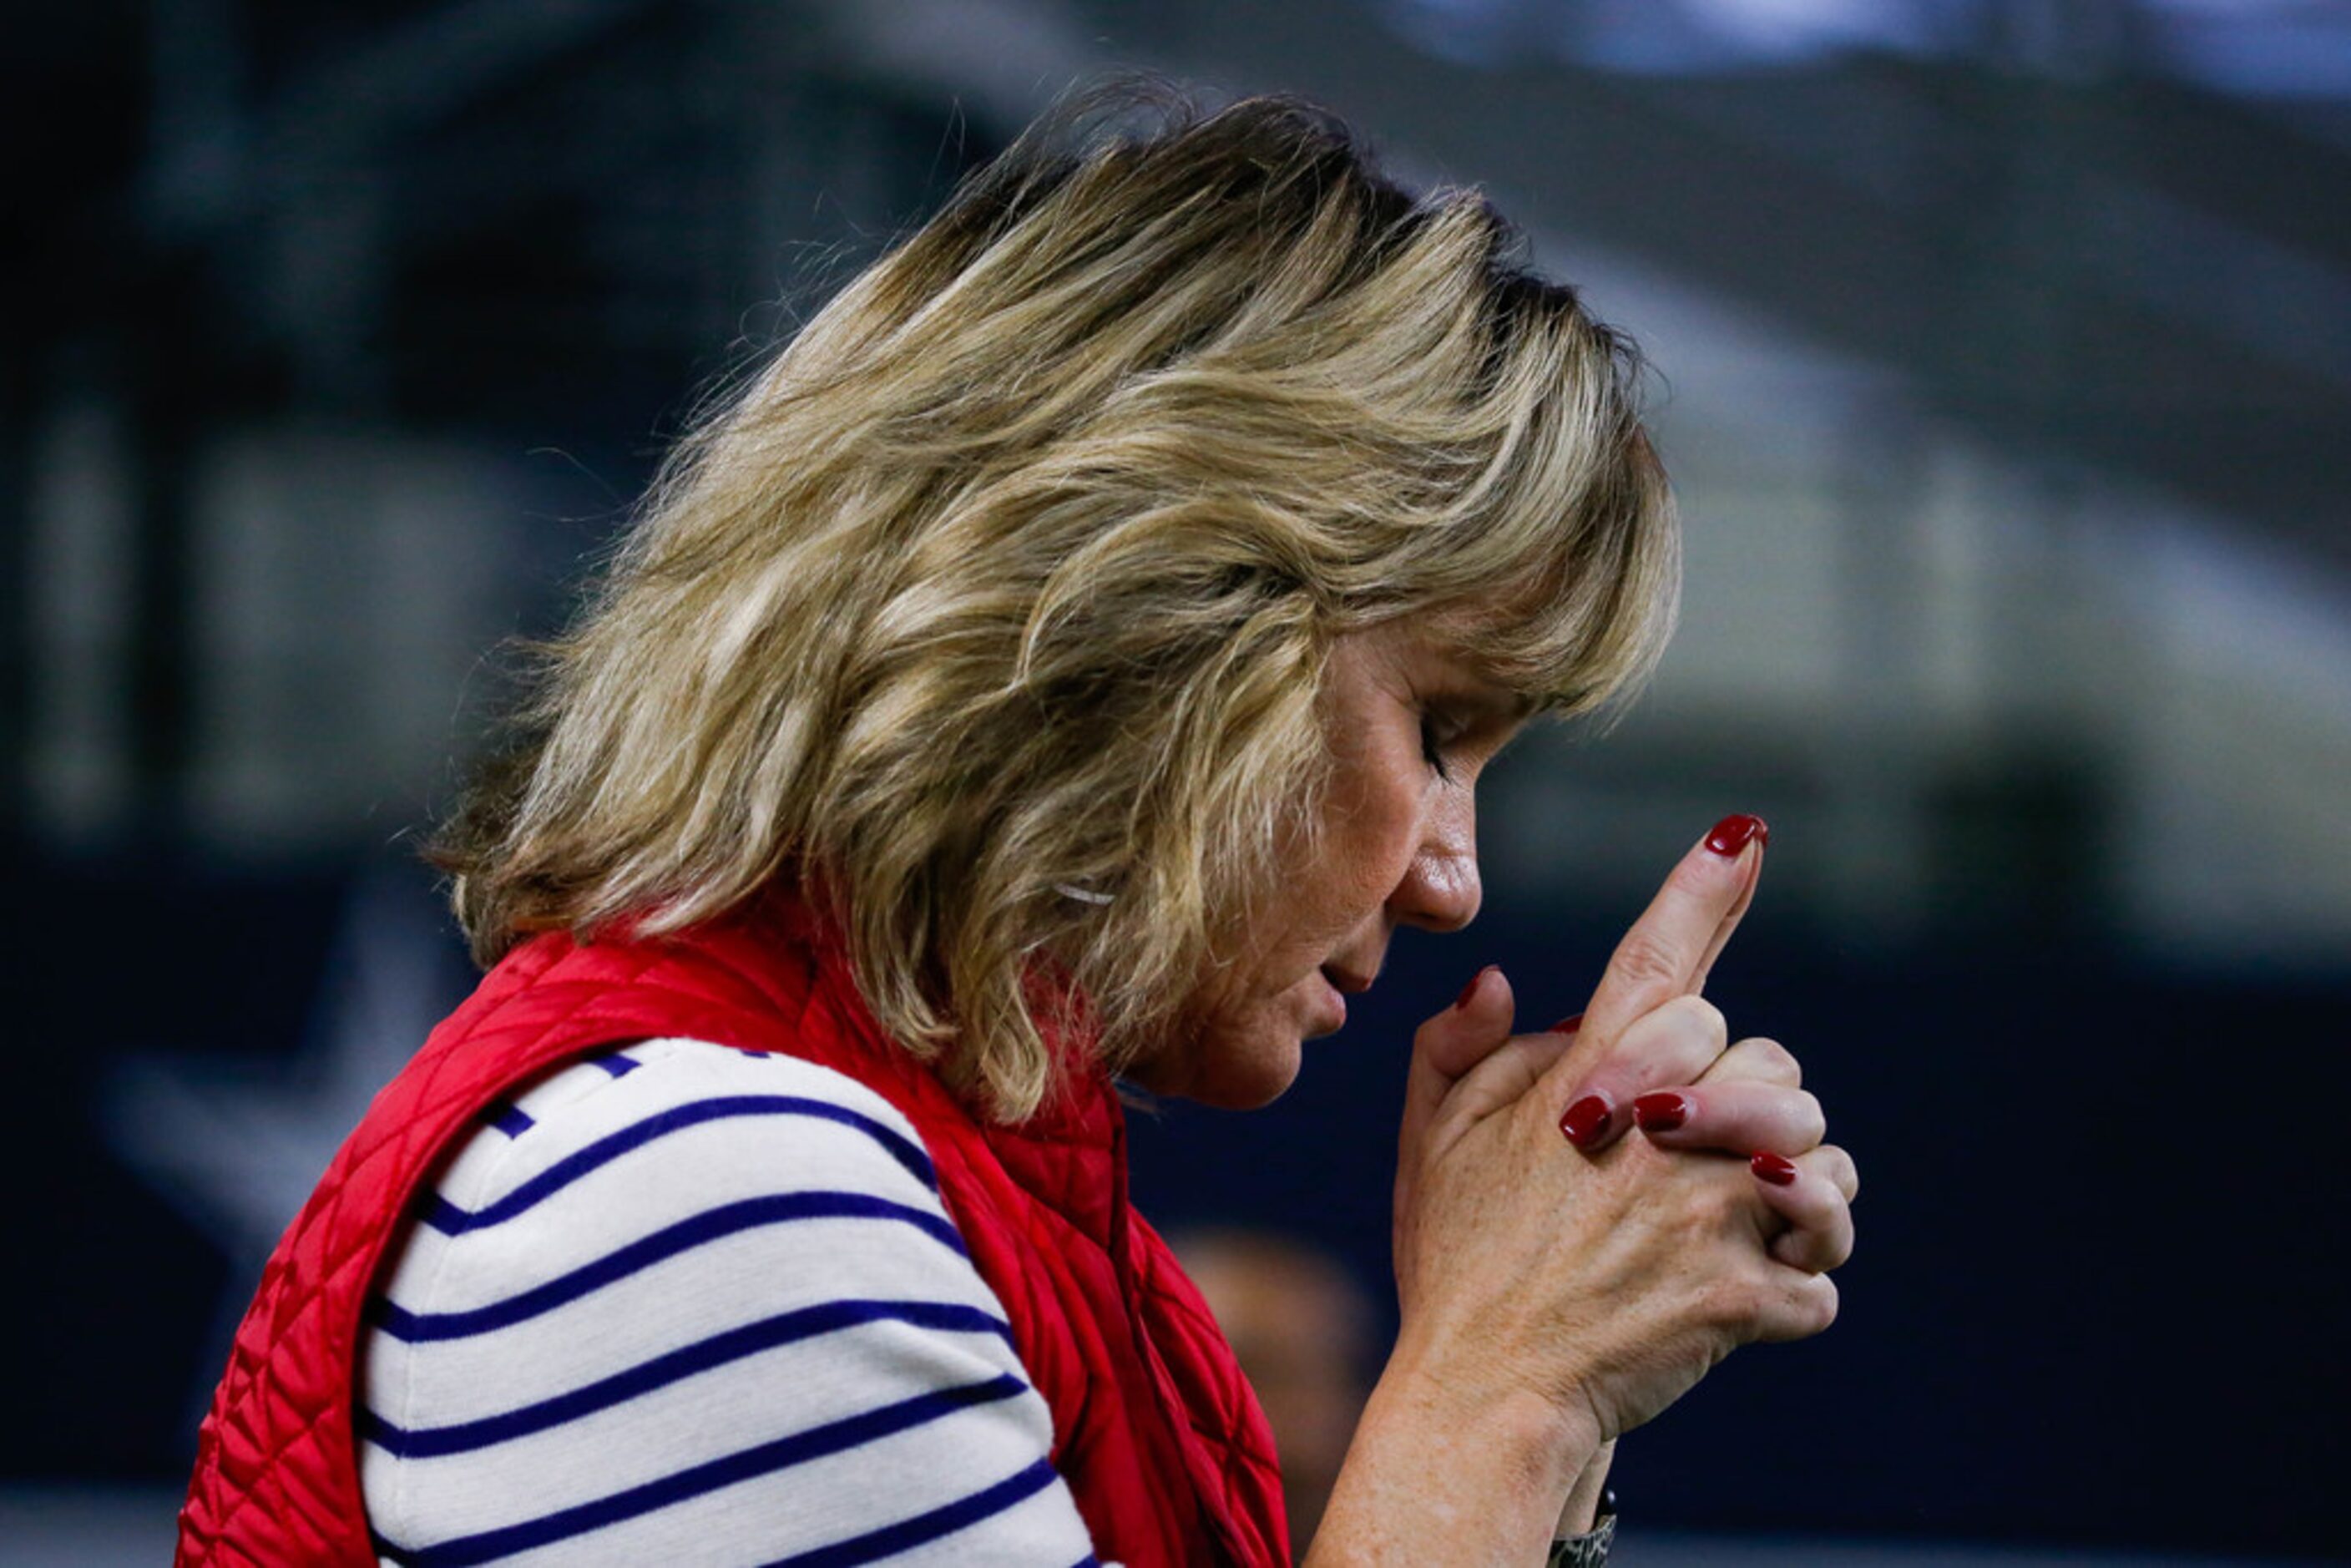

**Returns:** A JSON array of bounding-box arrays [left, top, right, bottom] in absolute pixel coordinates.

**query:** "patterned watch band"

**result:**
[[1546, 1486, 1616, 1568], [1545, 1511, 1615, 1567]]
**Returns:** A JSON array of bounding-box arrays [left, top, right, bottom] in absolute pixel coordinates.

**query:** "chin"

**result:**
[[1189, 1052, 1303, 1110], [1135, 1027, 1305, 1110]]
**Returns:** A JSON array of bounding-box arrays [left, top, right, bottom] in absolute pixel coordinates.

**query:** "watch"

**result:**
[[1545, 1486, 1616, 1567]]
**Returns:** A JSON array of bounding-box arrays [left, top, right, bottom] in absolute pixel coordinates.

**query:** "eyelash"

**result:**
[[1420, 714, 1454, 781]]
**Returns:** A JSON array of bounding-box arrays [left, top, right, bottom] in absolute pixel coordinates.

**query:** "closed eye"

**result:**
[[1420, 713, 1459, 782]]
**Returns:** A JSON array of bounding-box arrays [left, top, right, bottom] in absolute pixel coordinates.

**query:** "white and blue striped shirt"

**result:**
[[359, 1038, 1103, 1565]]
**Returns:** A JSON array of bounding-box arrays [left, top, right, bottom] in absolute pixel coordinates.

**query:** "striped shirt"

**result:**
[[359, 1038, 1102, 1565]]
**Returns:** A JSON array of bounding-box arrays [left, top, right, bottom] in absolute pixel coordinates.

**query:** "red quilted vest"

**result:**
[[177, 895, 1289, 1566]]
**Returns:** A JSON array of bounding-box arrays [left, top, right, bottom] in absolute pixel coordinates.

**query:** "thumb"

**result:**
[[1400, 965, 1516, 1162]]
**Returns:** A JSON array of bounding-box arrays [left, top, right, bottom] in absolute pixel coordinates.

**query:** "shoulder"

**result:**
[[361, 1039, 1094, 1563], [511, 1034, 936, 1171], [446, 1035, 941, 1208], [376, 1038, 978, 1343]]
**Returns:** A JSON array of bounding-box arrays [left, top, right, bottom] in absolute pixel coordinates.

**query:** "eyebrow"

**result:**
[[1428, 677, 1537, 728], [1494, 690, 1540, 725]]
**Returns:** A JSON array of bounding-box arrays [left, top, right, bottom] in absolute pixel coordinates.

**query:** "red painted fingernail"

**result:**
[[1633, 1091, 1690, 1133], [1454, 965, 1499, 1010], [1560, 1093, 1614, 1148], [1705, 813, 1770, 857], [1751, 1151, 1797, 1186], [1549, 1013, 1584, 1035]]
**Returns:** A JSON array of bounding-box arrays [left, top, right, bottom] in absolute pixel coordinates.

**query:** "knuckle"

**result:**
[[1793, 1089, 1827, 1136], [1818, 1143, 1860, 1201], [1827, 1226, 1856, 1272], [1806, 1277, 1841, 1334], [1667, 995, 1729, 1050], [1766, 1277, 1838, 1341], [1732, 1036, 1802, 1085], [1609, 928, 1685, 994], [1625, 995, 1728, 1072], [1757, 1271, 1838, 1340], [1782, 1216, 1853, 1275]]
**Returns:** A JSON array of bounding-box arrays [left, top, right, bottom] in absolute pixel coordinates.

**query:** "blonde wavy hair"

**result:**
[[436, 88, 1680, 1120]]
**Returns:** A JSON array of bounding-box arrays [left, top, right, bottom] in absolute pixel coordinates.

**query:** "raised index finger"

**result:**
[[1576, 813, 1767, 1051]]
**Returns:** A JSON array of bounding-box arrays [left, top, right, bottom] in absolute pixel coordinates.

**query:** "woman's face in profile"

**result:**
[[1132, 622, 1530, 1108]]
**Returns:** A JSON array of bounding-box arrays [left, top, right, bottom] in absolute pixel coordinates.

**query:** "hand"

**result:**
[[1387, 819, 1844, 1457], [1631, 1039, 1859, 1273], [1545, 813, 1856, 1278]]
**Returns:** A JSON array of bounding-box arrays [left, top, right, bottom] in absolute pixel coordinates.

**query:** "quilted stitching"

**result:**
[[178, 903, 1287, 1567]]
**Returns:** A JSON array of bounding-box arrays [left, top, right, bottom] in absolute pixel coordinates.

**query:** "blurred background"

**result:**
[[6, 1, 2348, 1562]]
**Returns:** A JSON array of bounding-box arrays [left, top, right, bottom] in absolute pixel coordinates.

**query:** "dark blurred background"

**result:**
[[6, 2, 2348, 1562]]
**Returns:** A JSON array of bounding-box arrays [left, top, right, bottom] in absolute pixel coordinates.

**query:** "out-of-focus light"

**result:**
[[2144, 0, 2351, 98], [1679, 0, 1956, 58], [1379, 0, 1969, 73], [1376, 0, 2351, 98]]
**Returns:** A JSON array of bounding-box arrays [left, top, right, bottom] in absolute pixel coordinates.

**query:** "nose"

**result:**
[[1389, 792, 1481, 933]]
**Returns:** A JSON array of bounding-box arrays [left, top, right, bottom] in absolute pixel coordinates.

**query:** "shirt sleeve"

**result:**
[[360, 1037, 1103, 1567]]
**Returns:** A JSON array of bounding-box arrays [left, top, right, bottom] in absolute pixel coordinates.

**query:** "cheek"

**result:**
[[1312, 772, 1427, 920]]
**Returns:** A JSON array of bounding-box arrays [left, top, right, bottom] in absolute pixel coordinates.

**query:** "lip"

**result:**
[[1311, 968, 1349, 1034], [1321, 964, 1375, 996]]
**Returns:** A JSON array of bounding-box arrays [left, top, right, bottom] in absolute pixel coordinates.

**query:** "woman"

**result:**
[[179, 90, 1854, 1566]]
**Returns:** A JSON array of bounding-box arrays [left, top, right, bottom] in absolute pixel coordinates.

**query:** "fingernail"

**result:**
[[1705, 813, 1770, 857], [1549, 1013, 1584, 1035], [1559, 1093, 1614, 1148], [1633, 1091, 1690, 1133], [1751, 1151, 1797, 1186], [1454, 965, 1499, 1010]]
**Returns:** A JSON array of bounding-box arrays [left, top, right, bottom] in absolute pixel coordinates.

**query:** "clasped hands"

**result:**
[[1388, 817, 1858, 1515]]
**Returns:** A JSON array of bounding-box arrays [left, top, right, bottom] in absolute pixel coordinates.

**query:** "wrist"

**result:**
[[1383, 1330, 1605, 1477], [1557, 1439, 1616, 1536], [1388, 1357, 1596, 1466], [1332, 1352, 1600, 1550]]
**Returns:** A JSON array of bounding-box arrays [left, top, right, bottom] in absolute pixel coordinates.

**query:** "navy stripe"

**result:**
[[370, 1193, 967, 1342], [425, 1095, 937, 1237], [378, 1373, 1029, 1566], [412, 1194, 469, 1235], [761, 1455, 1064, 1566], [589, 1051, 640, 1079], [361, 1298, 1013, 1457], [485, 1103, 533, 1137]]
